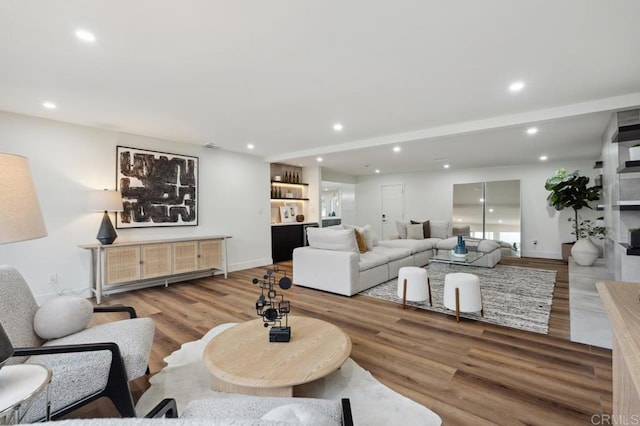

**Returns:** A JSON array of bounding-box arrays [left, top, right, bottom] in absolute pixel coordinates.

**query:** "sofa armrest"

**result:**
[[293, 247, 360, 296]]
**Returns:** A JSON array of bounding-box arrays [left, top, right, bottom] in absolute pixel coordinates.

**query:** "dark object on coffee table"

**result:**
[[252, 268, 292, 342]]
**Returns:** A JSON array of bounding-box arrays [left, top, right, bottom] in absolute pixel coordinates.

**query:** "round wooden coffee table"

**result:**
[[203, 316, 352, 397]]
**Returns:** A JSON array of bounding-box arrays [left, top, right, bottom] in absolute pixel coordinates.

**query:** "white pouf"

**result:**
[[397, 267, 432, 308], [443, 272, 483, 322]]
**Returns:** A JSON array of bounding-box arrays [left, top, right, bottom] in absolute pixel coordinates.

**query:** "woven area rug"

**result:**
[[361, 263, 557, 334], [136, 324, 442, 425]]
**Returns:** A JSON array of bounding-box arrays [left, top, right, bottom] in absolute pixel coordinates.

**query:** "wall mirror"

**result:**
[[452, 179, 521, 255]]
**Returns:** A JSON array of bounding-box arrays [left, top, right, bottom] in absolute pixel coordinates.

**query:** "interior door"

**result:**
[[381, 184, 404, 239]]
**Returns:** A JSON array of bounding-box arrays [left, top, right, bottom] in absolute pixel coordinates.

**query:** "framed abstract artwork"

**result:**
[[116, 146, 198, 228]]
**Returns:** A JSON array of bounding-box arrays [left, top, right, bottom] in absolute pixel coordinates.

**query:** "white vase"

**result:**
[[571, 238, 599, 266]]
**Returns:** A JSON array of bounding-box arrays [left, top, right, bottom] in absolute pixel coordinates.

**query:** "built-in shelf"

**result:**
[[617, 160, 640, 173], [594, 160, 603, 169], [612, 123, 640, 143], [619, 243, 640, 256], [270, 197, 309, 201], [271, 181, 309, 186], [613, 204, 640, 211], [596, 204, 605, 211]]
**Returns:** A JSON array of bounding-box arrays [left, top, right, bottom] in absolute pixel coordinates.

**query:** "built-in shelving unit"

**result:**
[[604, 110, 640, 269]]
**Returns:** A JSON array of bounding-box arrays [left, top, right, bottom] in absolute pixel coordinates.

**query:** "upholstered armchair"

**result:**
[[0, 265, 155, 422]]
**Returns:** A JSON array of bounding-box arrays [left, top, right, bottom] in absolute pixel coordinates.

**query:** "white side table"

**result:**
[[0, 364, 52, 424]]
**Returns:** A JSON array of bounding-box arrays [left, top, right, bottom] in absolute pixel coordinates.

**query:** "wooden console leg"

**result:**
[[427, 277, 432, 306], [402, 278, 407, 309], [455, 287, 460, 322]]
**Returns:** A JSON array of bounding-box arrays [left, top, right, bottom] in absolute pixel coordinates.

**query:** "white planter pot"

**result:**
[[630, 146, 640, 162], [571, 238, 599, 266]]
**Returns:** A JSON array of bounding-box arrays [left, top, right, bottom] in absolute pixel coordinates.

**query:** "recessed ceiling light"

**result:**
[[480, 198, 485, 202], [42, 101, 57, 109], [375, 169, 380, 174], [526, 127, 538, 135], [443, 164, 450, 169], [457, 219, 462, 222], [333, 123, 343, 132], [489, 208, 494, 213], [393, 146, 401, 153], [498, 219, 503, 224], [75, 29, 96, 43], [509, 81, 525, 93], [540, 155, 548, 161], [246, 143, 254, 150], [316, 157, 323, 162]]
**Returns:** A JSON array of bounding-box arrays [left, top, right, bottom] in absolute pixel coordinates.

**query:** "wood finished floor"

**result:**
[[74, 256, 612, 425]]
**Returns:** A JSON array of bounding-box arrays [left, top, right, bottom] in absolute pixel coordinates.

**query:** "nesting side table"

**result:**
[[0, 364, 52, 424]]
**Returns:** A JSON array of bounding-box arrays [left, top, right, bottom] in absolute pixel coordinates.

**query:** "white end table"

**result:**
[[0, 364, 52, 424]]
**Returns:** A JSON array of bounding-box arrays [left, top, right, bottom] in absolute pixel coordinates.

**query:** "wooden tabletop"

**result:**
[[203, 316, 352, 389]]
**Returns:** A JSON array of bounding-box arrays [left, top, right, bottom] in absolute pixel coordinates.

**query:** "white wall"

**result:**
[[355, 160, 599, 259], [0, 111, 272, 302]]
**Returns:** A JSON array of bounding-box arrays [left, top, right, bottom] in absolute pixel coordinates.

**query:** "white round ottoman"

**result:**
[[397, 266, 432, 309], [443, 272, 483, 322]]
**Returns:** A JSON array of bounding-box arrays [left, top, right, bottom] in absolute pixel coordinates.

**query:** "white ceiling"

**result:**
[[1, 1, 640, 176]]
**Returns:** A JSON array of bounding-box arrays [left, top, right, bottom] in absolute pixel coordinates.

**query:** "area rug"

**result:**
[[361, 263, 557, 334], [136, 324, 442, 426]]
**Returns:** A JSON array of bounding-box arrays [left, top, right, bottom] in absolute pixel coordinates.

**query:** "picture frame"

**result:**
[[279, 205, 297, 223], [116, 146, 198, 228]]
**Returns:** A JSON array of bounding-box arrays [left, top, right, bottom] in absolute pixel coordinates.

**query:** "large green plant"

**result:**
[[545, 169, 600, 242]]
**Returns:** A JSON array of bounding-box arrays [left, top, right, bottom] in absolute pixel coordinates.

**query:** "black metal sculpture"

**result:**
[[252, 268, 292, 342]]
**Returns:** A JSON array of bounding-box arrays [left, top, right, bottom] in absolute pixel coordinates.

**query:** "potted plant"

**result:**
[[630, 228, 640, 248], [545, 169, 601, 262], [567, 217, 607, 265]]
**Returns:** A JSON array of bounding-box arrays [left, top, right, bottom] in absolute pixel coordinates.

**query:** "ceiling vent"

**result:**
[[203, 143, 220, 149], [613, 109, 640, 142]]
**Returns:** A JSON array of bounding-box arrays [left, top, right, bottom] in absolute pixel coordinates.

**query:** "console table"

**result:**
[[80, 235, 231, 304], [597, 281, 640, 417]]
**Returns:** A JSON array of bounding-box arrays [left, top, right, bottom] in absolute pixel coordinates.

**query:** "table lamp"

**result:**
[[88, 190, 123, 245], [0, 153, 48, 368]]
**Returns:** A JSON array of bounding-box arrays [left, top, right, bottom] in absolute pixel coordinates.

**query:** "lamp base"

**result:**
[[97, 211, 118, 245]]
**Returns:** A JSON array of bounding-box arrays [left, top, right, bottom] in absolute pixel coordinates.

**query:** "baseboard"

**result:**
[[520, 250, 561, 259], [34, 288, 92, 304], [229, 258, 273, 272]]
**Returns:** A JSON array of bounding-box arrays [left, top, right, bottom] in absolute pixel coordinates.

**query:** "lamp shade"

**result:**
[[88, 190, 123, 212], [0, 153, 47, 244]]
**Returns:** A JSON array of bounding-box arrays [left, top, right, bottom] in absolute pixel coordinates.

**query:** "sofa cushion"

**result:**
[[477, 239, 500, 253], [430, 220, 451, 239], [406, 223, 424, 240], [370, 246, 412, 262], [395, 221, 407, 239], [307, 228, 359, 254], [378, 238, 435, 254], [410, 220, 431, 238], [358, 251, 389, 271], [34, 296, 93, 340]]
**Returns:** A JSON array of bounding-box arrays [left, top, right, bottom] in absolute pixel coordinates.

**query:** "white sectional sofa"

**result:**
[[292, 221, 501, 297]]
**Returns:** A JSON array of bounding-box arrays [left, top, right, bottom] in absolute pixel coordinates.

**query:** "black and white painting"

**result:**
[[116, 146, 198, 228]]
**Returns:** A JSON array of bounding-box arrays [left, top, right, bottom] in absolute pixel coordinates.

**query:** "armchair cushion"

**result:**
[[34, 296, 93, 339]]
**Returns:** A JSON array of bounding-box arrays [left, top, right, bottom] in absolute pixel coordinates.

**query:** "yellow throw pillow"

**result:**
[[354, 229, 368, 253]]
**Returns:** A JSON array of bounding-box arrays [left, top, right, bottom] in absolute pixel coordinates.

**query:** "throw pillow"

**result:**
[[406, 223, 425, 240], [395, 221, 408, 239], [429, 220, 451, 239], [306, 227, 359, 254], [410, 220, 431, 238], [354, 229, 368, 253], [34, 296, 93, 340], [362, 224, 375, 250]]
